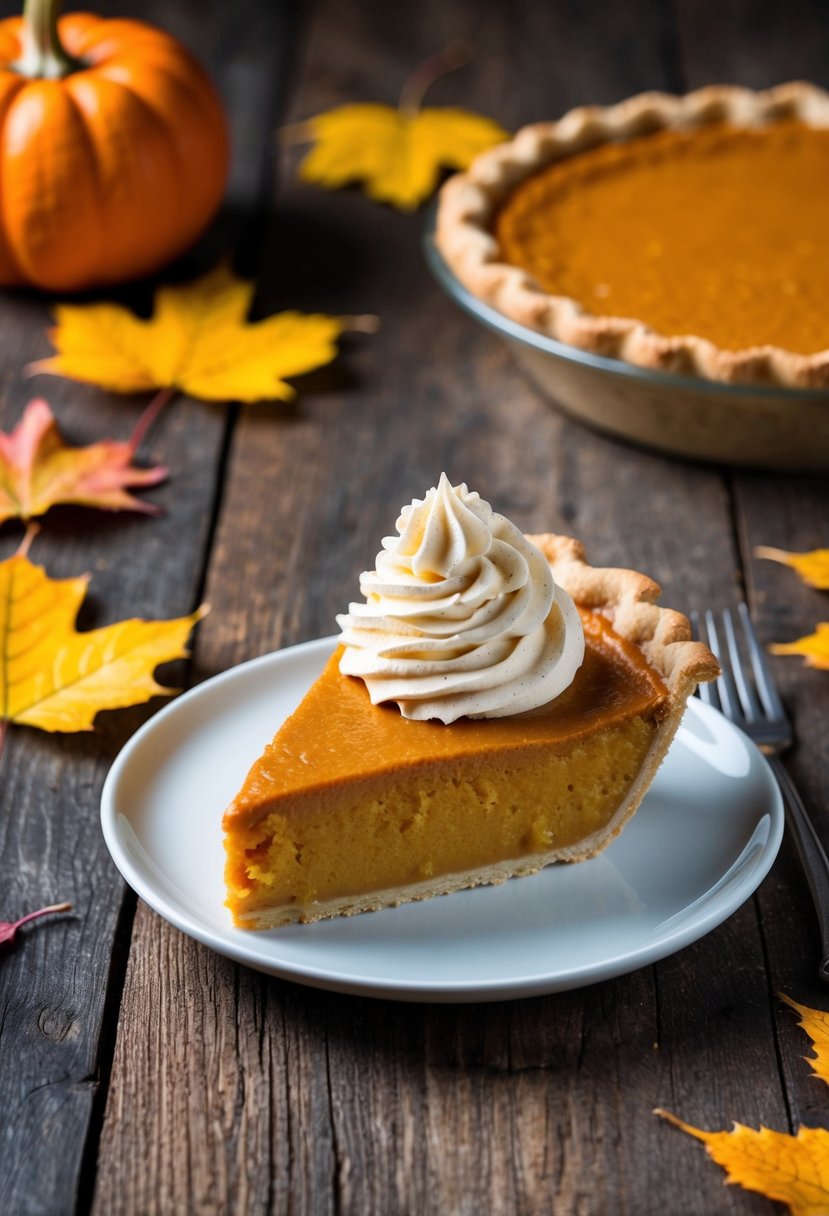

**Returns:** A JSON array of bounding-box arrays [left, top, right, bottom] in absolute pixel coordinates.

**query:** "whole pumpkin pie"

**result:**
[[436, 82, 829, 387], [223, 478, 717, 929]]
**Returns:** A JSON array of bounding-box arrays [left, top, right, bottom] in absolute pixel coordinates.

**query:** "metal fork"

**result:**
[[692, 604, 829, 984]]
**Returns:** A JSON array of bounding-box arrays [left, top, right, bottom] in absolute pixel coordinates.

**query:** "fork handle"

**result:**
[[769, 754, 829, 983]]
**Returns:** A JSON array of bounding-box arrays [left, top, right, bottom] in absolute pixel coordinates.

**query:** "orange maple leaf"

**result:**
[[657, 994, 829, 1214], [770, 624, 829, 671], [30, 266, 369, 404], [0, 543, 205, 741], [0, 399, 166, 524], [756, 546, 829, 591], [288, 44, 507, 210]]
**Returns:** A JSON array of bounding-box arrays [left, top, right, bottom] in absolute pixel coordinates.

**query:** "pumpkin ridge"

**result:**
[[96, 60, 227, 227], [99, 45, 227, 130], [59, 82, 107, 272], [98, 73, 188, 235], [0, 75, 28, 282], [1, 81, 103, 287], [65, 71, 185, 271]]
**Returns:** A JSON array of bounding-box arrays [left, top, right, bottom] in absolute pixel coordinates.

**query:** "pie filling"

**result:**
[[224, 611, 668, 925], [494, 120, 829, 355]]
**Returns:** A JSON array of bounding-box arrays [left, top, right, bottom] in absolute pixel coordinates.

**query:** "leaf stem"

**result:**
[[754, 546, 795, 564], [129, 387, 176, 456], [340, 313, 381, 334], [0, 900, 73, 947], [398, 41, 473, 115], [12, 901, 72, 931], [17, 523, 39, 558], [278, 119, 318, 148]]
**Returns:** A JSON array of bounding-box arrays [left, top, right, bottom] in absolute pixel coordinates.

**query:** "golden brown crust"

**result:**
[[233, 534, 718, 929], [529, 533, 720, 697], [435, 81, 829, 388], [525, 532, 719, 869]]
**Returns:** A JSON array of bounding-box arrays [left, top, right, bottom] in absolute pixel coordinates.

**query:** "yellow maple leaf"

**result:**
[[290, 45, 507, 210], [30, 266, 350, 403], [0, 548, 205, 734], [782, 996, 829, 1087], [656, 1112, 829, 1216], [298, 103, 507, 210], [657, 994, 829, 1214], [756, 547, 829, 591], [770, 624, 829, 671]]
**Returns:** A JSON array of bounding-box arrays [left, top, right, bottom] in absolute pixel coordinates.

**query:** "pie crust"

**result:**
[[435, 82, 829, 388], [526, 533, 719, 845], [224, 534, 718, 928]]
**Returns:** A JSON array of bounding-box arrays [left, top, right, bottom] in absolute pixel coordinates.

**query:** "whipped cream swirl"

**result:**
[[336, 474, 585, 723]]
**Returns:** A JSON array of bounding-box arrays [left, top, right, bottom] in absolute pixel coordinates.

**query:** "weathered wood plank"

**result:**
[[737, 472, 829, 1131], [88, 1, 804, 1214], [0, 1, 288, 1213], [676, 0, 829, 89], [0, 310, 230, 1216], [675, 0, 829, 1167]]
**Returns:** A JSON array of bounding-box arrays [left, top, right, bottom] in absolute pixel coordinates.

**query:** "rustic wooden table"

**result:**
[[2, 0, 829, 1212]]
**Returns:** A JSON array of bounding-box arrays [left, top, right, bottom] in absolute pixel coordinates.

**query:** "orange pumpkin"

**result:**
[[0, 0, 230, 291]]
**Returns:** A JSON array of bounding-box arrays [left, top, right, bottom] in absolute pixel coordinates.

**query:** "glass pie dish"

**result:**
[[423, 214, 829, 469]]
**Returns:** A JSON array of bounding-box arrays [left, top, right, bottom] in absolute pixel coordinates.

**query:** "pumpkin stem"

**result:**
[[14, 0, 84, 80]]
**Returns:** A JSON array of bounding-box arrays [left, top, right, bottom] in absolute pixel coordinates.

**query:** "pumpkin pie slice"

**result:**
[[224, 534, 717, 929], [436, 82, 829, 387]]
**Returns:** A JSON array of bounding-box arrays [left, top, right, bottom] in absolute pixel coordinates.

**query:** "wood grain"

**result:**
[[85, 1, 826, 1214], [0, 0, 820, 1212], [735, 471, 829, 1134], [0, 1, 290, 1213], [677, 0, 829, 1159]]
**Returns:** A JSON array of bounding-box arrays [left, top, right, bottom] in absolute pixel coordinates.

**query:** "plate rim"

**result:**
[[100, 636, 784, 1003]]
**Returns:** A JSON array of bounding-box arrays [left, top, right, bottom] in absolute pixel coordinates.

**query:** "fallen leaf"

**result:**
[[297, 103, 507, 210], [0, 902, 72, 948], [657, 995, 829, 1214], [782, 995, 829, 1086], [0, 547, 206, 734], [288, 44, 507, 209], [30, 266, 356, 403], [770, 624, 829, 671], [756, 546, 829, 591], [0, 398, 166, 524], [656, 1111, 829, 1216]]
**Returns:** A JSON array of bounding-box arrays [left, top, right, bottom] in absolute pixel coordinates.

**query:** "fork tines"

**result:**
[[690, 604, 786, 731]]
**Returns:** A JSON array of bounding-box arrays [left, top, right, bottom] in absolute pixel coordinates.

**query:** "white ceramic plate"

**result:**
[[101, 637, 784, 1003]]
